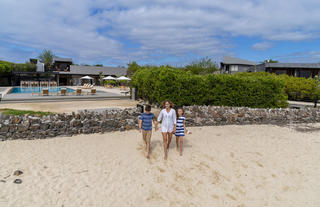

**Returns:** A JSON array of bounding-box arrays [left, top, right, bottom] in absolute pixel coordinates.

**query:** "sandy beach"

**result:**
[[0, 124, 319, 207]]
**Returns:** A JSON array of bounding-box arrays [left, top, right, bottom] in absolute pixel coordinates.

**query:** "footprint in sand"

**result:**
[[157, 167, 165, 173], [256, 162, 264, 168], [282, 186, 290, 192], [211, 194, 219, 200], [226, 193, 237, 201]]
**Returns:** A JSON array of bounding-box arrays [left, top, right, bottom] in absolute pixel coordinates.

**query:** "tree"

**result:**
[[98, 71, 104, 86], [94, 64, 103, 67], [38, 49, 54, 70], [185, 57, 219, 75], [264, 59, 278, 63], [127, 61, 141, 76]]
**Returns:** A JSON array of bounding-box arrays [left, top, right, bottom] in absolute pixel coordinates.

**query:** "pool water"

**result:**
[[10, 87, 75, 94]]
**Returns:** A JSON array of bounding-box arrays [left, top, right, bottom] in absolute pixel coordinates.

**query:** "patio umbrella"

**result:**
[[80, 75, 93, 79], [116, 76, 131, 81], [103, 76, 116, 80]]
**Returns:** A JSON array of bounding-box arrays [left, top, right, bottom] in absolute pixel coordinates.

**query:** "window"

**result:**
[[298, 70, 311, 78], [274, 69, 287, 75], [230, 65, 238, 72]]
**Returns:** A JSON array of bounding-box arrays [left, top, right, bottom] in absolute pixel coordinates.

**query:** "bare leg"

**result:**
[[146, 141, 150, 159], [167, 132, 173, 150], [179, 137, 183, 156], [162, 132, 168, 160], [176, 136, 179, 151], [142, 132, 147, 150]]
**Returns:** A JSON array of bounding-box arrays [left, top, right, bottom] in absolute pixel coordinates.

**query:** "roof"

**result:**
[[265, 63, 320, 69], [59, 65, 127, 76], [53, 57, 73, 63], [221, 56, 256, 66]]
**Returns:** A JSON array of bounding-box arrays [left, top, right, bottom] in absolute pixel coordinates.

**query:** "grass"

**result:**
[[0, 108, 54, 116]]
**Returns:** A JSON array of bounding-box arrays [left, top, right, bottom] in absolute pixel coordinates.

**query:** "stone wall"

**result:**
[[1, 106, 320, 141], [183, 106, 320, 126], [0, 108, 140, 141]]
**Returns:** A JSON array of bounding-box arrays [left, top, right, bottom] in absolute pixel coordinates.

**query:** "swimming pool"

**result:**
[[10, 87, 75, 94]]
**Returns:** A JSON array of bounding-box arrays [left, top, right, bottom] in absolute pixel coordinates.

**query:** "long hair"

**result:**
[[176, 107, 184, 119], [161, 100, 174, 108]]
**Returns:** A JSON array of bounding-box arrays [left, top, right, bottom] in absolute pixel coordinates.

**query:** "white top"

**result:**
[[157, 108, 177, 132]]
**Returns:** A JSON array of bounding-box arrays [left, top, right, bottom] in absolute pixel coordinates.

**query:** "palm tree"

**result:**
[[38, 49, 54, 70]]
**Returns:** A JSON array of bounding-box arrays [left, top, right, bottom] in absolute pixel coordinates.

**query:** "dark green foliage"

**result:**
[[131, 67, 288, 108], [0, 60, 36, 73], [127, 61, 142, 76], [104, 80, 116, 85], [263, 59, 279, 63]]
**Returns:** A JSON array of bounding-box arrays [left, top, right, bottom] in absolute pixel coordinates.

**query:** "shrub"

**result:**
[[280, 75, 320, 101], [0, 60, 36, 73], [131, 67, 288, 108], [235, 72, 320, 101], [185, 57, 219, 75]]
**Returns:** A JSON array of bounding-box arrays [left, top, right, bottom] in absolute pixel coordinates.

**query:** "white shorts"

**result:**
[[161, 125, 174, 133]]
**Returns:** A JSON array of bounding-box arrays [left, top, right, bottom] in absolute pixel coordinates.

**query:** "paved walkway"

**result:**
[[0, 99, 138, 113], [288, 100, 317, 108], [1, 86, 130, 103]]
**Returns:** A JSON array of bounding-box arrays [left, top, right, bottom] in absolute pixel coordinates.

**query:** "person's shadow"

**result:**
[[150, 137, 192, 153]]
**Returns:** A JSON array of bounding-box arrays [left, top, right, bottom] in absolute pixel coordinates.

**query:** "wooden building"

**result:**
[[256, 63, 320, 78]]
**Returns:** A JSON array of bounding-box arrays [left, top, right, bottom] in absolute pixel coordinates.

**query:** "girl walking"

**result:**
[[156, 100, 176, 160], [175, 107, 191, 156]]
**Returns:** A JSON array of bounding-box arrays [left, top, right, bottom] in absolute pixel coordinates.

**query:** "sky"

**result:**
[[1, 0, 320, 66]]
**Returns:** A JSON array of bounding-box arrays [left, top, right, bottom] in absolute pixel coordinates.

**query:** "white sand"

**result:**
[[0, 125, 319, 207], [0, 100, 138, 113]]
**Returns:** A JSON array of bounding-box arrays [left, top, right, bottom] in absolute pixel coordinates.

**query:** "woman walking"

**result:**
[[156, 100, 176, 160]]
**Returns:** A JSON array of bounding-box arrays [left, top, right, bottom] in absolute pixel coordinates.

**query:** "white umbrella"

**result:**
[[116, 76, 131, 81], [103, 76, 116, 80], [80, 75, 93, 79]]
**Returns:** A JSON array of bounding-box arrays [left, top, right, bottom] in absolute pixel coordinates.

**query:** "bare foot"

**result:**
[[180, 152, 182, 156], [164, 155, 167, 160], [146, 154, 150, 159]]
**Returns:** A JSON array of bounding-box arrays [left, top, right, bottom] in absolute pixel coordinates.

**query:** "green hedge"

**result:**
[[235, 72, 320, 101], [131, 67, 288, 108], [0, 60, 36, 73]]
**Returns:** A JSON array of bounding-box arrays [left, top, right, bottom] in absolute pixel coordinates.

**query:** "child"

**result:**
[[175, 107, 191, 156], [139, 105, 156, 159]]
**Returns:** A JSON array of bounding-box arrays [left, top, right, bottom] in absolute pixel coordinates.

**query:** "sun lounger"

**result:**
[[60, 88, 67, 96], [90, 88, 96, 95], [76, 89, 82, 96], [121, 90, 130, 96], [42, 89, 49, 96]]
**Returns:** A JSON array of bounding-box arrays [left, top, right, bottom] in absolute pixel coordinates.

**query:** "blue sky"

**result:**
[[1, 0, 320, 66]]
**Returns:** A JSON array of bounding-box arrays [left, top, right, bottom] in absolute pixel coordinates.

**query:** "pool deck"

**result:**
[[0, 86, 131, 103]]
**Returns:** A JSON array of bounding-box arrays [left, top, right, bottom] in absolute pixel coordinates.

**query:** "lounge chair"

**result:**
[[60, 88, 67, 96], [82, 84, 90, 89], [76, 89, 82, 96], [90, 88, 96, 95], [42, 89, 49, 96]]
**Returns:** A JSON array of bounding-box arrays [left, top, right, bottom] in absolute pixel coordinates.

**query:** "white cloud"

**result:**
[[0, 0, 320, 64], [271, 51, 320, 63], [252, 42, 273, 51]]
